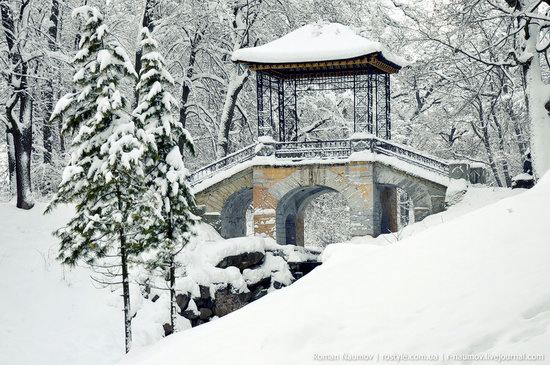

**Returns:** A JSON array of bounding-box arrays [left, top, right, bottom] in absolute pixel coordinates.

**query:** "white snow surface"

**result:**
[[232, 22, 407, 67], [0, 181, 542, 365], [0, 203, 310, 365], [121, 178, 550, 365], [0, 204, 125, 365]]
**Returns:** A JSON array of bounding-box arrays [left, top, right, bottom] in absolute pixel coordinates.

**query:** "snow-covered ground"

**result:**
[[119, 180, 550, 365], [0, 202, 221, 365], [0, 204, 124, 365], [0, 184, 543, 365]]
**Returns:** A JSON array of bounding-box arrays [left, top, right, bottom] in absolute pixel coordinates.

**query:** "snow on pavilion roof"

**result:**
[[232, 22, 407, 73]]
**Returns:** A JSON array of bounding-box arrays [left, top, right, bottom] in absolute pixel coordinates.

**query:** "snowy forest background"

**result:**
[[0, 0, 546, 245]]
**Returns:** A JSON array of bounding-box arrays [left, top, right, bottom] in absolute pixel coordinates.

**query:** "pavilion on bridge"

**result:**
[[232, 22, 406, 145]]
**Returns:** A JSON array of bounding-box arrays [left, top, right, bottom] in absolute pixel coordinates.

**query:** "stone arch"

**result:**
[[194, 167, 253, 237], [220, 188, 253, 238], [373, 164, 447, 234], [275, 185, 338, 245], [254, 164, 374, 244]]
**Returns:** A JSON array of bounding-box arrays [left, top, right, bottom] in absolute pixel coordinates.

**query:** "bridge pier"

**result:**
[[252, 163, 377, 244]]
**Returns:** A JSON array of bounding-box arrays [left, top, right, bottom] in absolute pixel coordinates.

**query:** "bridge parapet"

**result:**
[[189, 143, 258, 185], [189, 136, 453, 187]]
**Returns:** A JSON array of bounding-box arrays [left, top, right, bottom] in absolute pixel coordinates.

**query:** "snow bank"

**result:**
[[232, 22, 407, 67], [322, 185, 522, 254], [445, 178, 468, 206], [0, 204, 125, 365], [120, 178, 550, 365]]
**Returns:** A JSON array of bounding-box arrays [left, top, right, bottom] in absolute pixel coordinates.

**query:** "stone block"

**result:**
[[449, 163, 470, 180]]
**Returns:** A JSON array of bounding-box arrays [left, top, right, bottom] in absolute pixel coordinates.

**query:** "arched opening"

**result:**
[[380, 186, 398, 234], [276, 185, 350, 247], [285, 214, 297, 245], [398, 189, 415, 230], [303, 192, 350, 248], [377, 185, 415, 235], [220, 188, 253, 238]]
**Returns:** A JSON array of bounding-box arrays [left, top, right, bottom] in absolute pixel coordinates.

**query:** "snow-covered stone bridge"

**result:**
[[189, 136, 454, 244], [188, 23, 484, 244]]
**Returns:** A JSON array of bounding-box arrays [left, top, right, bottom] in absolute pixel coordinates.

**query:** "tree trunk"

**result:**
[[216, 67, 249, 158], [472, 99, 502, 187], [166, 217, 177, 332], [504, 96, 528, 158], [177, 32, 201, 154], [116, 183, 132, 353], [134, 0, 157, 106], [12, 99, 34, 209], [7, 130, 15, 195], [169, 254, 176, 331], [491, 113, 513, 187], [120, 228, 132, 353], [2, 1, 34, 209], [43, 0, 60, 164], [522, 21, 550, 176], [480, 120, 503, 187]]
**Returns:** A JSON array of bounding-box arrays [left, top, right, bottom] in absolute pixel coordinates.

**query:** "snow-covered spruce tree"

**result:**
[[46, 6, 143, 353], [133, 28, 197, 332]]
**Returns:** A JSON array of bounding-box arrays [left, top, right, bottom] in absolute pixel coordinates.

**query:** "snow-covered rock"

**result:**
[[445, 178, 468, 206], [140, 233, 321, 328]]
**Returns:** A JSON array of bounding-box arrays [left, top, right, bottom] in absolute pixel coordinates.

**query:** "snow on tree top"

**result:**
[[232, 22, 407, 67]]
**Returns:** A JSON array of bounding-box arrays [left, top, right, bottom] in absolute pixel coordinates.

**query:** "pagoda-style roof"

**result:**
[[232, 23, 406, 77]]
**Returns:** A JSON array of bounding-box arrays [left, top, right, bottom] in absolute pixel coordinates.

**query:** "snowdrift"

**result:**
[[121, 179, 550, 365], [0, 204, 125, 365]]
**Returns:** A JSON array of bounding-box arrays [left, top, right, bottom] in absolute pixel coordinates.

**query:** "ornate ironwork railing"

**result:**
[[187, 138, 449, 187], [373, 138, 449, 174], [188, 143, 257, 185], [275, 140, 352, 159]]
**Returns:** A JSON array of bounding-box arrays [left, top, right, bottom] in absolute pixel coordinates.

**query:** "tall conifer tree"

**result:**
[[134, 28, 197, 332], [47, 6, 142, 353]]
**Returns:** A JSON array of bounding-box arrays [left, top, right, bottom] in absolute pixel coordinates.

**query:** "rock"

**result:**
[[288, 261, 320, 277], [216, 251, 265, 271], [213, 286, 251, 317], [176, 293, 189, 313], [247, 276, 271, 293], [512, 173, 534, 189], [143, 282, 151, 298], [273, 281, 284, 290], [163, 323, 173, 336], [445, 178, 468, 207], [151, 294, 160, 303], [194, 286, 213, 310], [191, 318, 206, 327], [199, 307, 213, 320], [199, 285, 210, 299], [250, 287, 268, 302], [182, 309, 199, 320]]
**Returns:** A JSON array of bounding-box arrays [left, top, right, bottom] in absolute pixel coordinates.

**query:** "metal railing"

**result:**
[[373, 138, 449, 174], [275, 140, 352, 159], [188, 143, 257, 185], [187, 137, 449, 186]]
